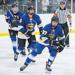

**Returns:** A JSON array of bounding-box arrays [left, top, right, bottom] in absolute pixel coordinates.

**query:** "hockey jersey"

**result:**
[[40, 24, 65, 46], [19, 13, 42, 34], [5, 10, 24, 30]]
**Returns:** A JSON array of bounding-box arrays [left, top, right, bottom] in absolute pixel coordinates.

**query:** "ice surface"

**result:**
[[0, 34, 75, 75]]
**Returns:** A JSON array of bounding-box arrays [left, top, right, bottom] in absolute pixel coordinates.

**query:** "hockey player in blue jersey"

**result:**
[[20, 16, 65, 71], [5, 3, 25, 61], [17, 6, 43, 61]]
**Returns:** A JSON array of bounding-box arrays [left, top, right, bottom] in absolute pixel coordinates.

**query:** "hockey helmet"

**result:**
[[27, 6, 35, 15], [51, 16, 59, 23]]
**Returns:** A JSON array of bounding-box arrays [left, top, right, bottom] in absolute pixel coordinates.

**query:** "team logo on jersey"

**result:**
[[48, 34, 55, 39], [48, 29, 55, 39], [27, 23, 34, 31]]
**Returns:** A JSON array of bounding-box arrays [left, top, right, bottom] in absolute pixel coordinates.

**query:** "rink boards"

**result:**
[[0, 14, 75, 36]]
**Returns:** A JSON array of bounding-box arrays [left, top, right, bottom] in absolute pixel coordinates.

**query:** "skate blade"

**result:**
[[45, 69, 52, 74], [45, 68, 52, 73]]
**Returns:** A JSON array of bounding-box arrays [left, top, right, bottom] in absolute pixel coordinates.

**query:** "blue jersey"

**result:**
[[40, 24, 65, 45], [5, 10, 24, 25], [19, 13, 42, 33]]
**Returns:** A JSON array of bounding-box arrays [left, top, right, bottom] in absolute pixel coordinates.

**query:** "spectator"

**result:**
[[27, 0, 35, 8], [47, 2, 52, 13], [42, 0, 49, 13], [1, 0, 9, 11]]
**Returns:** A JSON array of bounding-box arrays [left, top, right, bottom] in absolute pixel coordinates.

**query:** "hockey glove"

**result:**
[[57, 44, 65, 53], [11, 20, 18, 27]]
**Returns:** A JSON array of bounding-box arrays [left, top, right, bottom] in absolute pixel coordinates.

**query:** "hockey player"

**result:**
[[5, 3, 25, 61], [17, 6, 43, 61], [20, 16, 65, 71], [54, 1, 72, 47]]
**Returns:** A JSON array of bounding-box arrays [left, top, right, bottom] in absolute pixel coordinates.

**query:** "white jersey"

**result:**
[[55, 8, 71, 24]]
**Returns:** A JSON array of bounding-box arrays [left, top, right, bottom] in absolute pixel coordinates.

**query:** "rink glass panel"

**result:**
[[0, 0, 72, 14]]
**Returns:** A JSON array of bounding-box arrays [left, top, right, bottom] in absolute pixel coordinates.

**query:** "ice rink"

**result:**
[[0, 33, 75, 75]]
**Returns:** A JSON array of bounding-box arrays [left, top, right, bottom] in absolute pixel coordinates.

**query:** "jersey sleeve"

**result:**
[[58, 26, 65, 47], [66, 9, 71, 24], [5, 11, 11, 24], [39, 25, 49, 46], [36, 15, 43, 34], [58, 26, 65, 38], [54, 8, 59, 16], [18, 16, 27, 33]]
